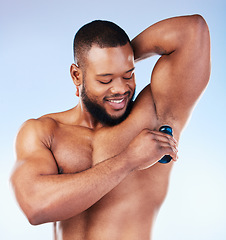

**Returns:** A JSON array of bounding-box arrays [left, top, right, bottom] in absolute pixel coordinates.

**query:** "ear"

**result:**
[[70, 63, 83, 87], [75, 86, 79, 97]]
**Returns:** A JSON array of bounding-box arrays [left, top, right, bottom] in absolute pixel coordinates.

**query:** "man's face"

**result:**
[[80, 43, 136, 126]]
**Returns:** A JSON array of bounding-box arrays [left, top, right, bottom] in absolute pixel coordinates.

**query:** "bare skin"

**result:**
[[10, 15, 210, 240]]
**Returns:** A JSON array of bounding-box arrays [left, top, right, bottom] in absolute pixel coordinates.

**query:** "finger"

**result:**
[[159, 145, 178, 161], [144, 128, 177, 144], [158, 142, 178, 155], [151, 130, 177, 144], [152, 134, 178, 151]]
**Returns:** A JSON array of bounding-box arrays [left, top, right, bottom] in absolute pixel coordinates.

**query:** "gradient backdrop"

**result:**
[[1, 0, 226, 239]]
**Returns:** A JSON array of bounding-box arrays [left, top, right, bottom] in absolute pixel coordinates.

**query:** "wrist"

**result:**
[[112, 148, 135, 174]]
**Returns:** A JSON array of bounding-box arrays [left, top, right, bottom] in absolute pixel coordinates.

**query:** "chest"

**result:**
[[51, 125, 94, 174]]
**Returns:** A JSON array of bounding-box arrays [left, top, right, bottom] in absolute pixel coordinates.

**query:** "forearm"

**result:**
[[131, 14, 206, 61], [12, 151, 131, 225]]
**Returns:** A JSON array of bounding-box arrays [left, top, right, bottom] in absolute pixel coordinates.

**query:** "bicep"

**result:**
[[11, 120, 58, 198], [151, 23, 210, 130]]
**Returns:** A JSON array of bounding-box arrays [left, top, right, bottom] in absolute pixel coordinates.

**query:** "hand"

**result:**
[[125, 129, 178, 171]]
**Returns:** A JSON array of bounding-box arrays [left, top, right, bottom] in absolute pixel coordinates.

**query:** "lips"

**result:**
[[105, 95, 128, 110]]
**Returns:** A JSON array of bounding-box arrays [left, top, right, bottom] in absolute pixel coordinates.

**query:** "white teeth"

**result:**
[[108, 99, 124, 103]]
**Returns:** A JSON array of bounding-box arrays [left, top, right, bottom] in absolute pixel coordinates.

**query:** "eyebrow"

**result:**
[[96, 67, 135, 77]]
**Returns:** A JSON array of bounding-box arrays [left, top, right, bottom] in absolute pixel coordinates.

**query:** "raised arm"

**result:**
[[132, 15, 211, 132]]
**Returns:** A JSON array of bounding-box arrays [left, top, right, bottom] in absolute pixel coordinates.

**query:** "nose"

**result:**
[[110, 78, 129, 95]]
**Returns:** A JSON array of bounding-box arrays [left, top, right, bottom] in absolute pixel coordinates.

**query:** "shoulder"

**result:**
[[18, 107, 75, 137], [16, 107, 81, 150], [16, 116, 59, 151], [18, 116, 58, 136], [14, 116, 61, 180]]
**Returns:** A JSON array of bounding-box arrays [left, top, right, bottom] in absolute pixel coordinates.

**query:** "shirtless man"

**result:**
[[10, 15, 210, 240]]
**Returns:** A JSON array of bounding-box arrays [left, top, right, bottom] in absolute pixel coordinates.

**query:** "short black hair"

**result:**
[[73, 20, 131, 68]]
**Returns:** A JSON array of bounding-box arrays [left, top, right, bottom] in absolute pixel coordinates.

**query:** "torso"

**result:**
[[42, 86, 179, 240]]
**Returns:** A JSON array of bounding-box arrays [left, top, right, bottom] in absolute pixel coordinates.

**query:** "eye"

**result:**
[[123, 72, 134, 80], [123, 76, 132, 80], [98, 79, 112, 84]]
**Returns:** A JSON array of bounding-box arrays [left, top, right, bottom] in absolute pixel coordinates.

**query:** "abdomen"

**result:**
[[56, 162, 173, 240]]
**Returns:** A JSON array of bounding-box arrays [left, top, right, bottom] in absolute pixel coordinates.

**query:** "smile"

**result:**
[[105, 96, 128, 110], [107, 99, 124, 103]]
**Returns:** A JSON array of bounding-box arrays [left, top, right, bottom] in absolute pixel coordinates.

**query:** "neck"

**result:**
[[75, 100, 103, 129]]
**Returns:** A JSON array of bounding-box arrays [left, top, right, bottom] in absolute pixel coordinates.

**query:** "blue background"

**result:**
[[1, 0, 226, 239]]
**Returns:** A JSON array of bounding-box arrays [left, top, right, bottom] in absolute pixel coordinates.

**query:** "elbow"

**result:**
[[188, 14, 211, 72], [189, 14, 210, 43], [190, 14, 208, 26], [10, 171, 52, 225], [16, 197, 47, 226], [26, 203, 53, 225], [177, 15, 210, 61], [10, 177, 41, 225], [193, 14, 211, 72], [26, 209, 43, 226], [25, 199, 52, 225], [10, 179, 48, 226]]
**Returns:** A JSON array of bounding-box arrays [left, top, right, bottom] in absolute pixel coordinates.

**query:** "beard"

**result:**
[[81, 82, 135, 126]]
